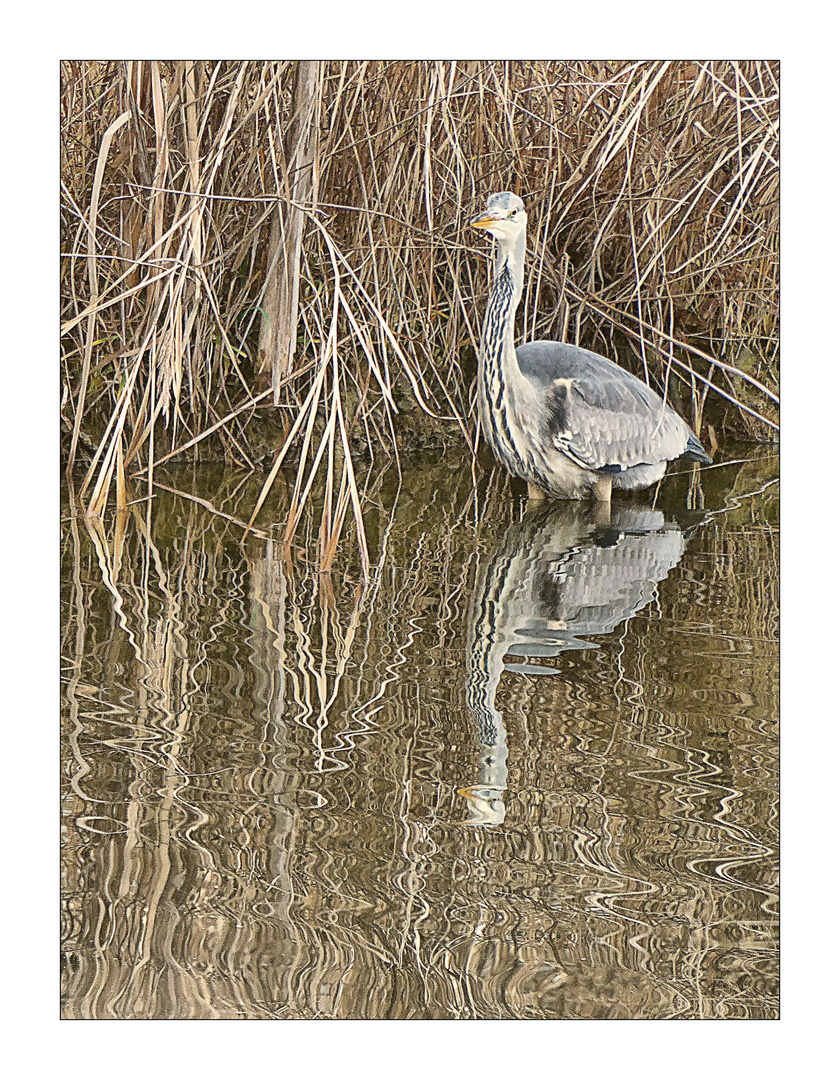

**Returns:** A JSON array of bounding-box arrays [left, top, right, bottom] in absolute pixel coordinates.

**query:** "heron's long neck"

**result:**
[[480, 231, 525, 377], [479, 230, 526, 457]]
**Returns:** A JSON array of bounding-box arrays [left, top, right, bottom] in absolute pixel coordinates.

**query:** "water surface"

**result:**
[[61, 445, 778, 1018]]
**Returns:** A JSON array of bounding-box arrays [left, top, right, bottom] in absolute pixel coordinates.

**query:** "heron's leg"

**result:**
[[594, 475, 612, 505], [527, 482, 545, 501]]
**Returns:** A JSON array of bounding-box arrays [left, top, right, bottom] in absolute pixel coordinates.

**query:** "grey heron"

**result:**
[[470, 192, 711, 503]]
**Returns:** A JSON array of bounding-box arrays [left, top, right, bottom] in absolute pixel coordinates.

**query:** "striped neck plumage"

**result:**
[[480, 229, 525, 378]]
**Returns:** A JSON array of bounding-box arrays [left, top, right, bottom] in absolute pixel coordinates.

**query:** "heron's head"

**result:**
[[470, 192, 526, 241]]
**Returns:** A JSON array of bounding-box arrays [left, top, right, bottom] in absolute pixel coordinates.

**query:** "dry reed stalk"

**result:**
[[258, 60, 321, 399], [61, 61, 780, 563]]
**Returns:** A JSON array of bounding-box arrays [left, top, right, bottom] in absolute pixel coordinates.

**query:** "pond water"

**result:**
[[61, 443, 778, 1019]]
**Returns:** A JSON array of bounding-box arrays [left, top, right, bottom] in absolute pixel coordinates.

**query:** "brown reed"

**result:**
[[61, 61, 779, 566]]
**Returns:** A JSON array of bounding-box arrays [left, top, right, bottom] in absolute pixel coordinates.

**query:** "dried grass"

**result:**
[[61, 60, 779, 567]]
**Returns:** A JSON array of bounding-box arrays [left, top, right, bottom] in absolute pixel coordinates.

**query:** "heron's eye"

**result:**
[[509, 210, 517, 218]]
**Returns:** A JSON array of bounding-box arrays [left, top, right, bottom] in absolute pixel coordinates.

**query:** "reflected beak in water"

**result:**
[[457, 784, 506, 827]]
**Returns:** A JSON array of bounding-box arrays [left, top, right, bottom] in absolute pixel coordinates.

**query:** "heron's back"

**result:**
[[516, 340, 658, 400]]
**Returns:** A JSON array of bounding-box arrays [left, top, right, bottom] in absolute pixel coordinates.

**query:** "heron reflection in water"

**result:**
[[470, 193, 711, 505], [461, 503, 691, 825]]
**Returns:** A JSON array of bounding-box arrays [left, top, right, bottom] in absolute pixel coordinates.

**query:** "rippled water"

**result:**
[[61, 444, 778, 1019]]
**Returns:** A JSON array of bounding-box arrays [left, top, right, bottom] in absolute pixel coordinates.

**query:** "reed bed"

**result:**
[[61, 60, 779, 566]]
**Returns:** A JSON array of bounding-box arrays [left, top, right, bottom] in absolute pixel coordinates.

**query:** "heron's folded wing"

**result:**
[[547, 371, 691, 471]]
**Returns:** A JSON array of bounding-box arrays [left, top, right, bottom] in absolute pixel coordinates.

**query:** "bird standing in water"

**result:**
[[470, 192, 711, 503]]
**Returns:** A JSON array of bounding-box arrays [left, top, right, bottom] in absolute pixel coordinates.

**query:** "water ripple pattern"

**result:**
[[61, 450, 779, 1018]]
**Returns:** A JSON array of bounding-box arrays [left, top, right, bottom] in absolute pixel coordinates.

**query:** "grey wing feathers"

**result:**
[[517, 341, 696, 471]]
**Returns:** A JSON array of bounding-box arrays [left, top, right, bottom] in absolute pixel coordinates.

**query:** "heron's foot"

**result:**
[[527, 482, 546, 501]]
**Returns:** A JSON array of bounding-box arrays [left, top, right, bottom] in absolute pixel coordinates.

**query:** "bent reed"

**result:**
[[61, 60, 779, 571]]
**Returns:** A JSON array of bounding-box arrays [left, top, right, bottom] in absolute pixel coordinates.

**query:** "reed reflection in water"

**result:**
[[61, 448, 779, 1019]]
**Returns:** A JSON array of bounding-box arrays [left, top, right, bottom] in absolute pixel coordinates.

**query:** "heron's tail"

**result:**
[[682, 430, 712, 464]]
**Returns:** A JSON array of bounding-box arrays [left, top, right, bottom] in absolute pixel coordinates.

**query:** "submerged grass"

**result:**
[[60, 60, 779, 569]]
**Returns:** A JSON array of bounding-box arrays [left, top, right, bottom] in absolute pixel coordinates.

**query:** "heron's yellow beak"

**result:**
[[470, 212, 502, 230]]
